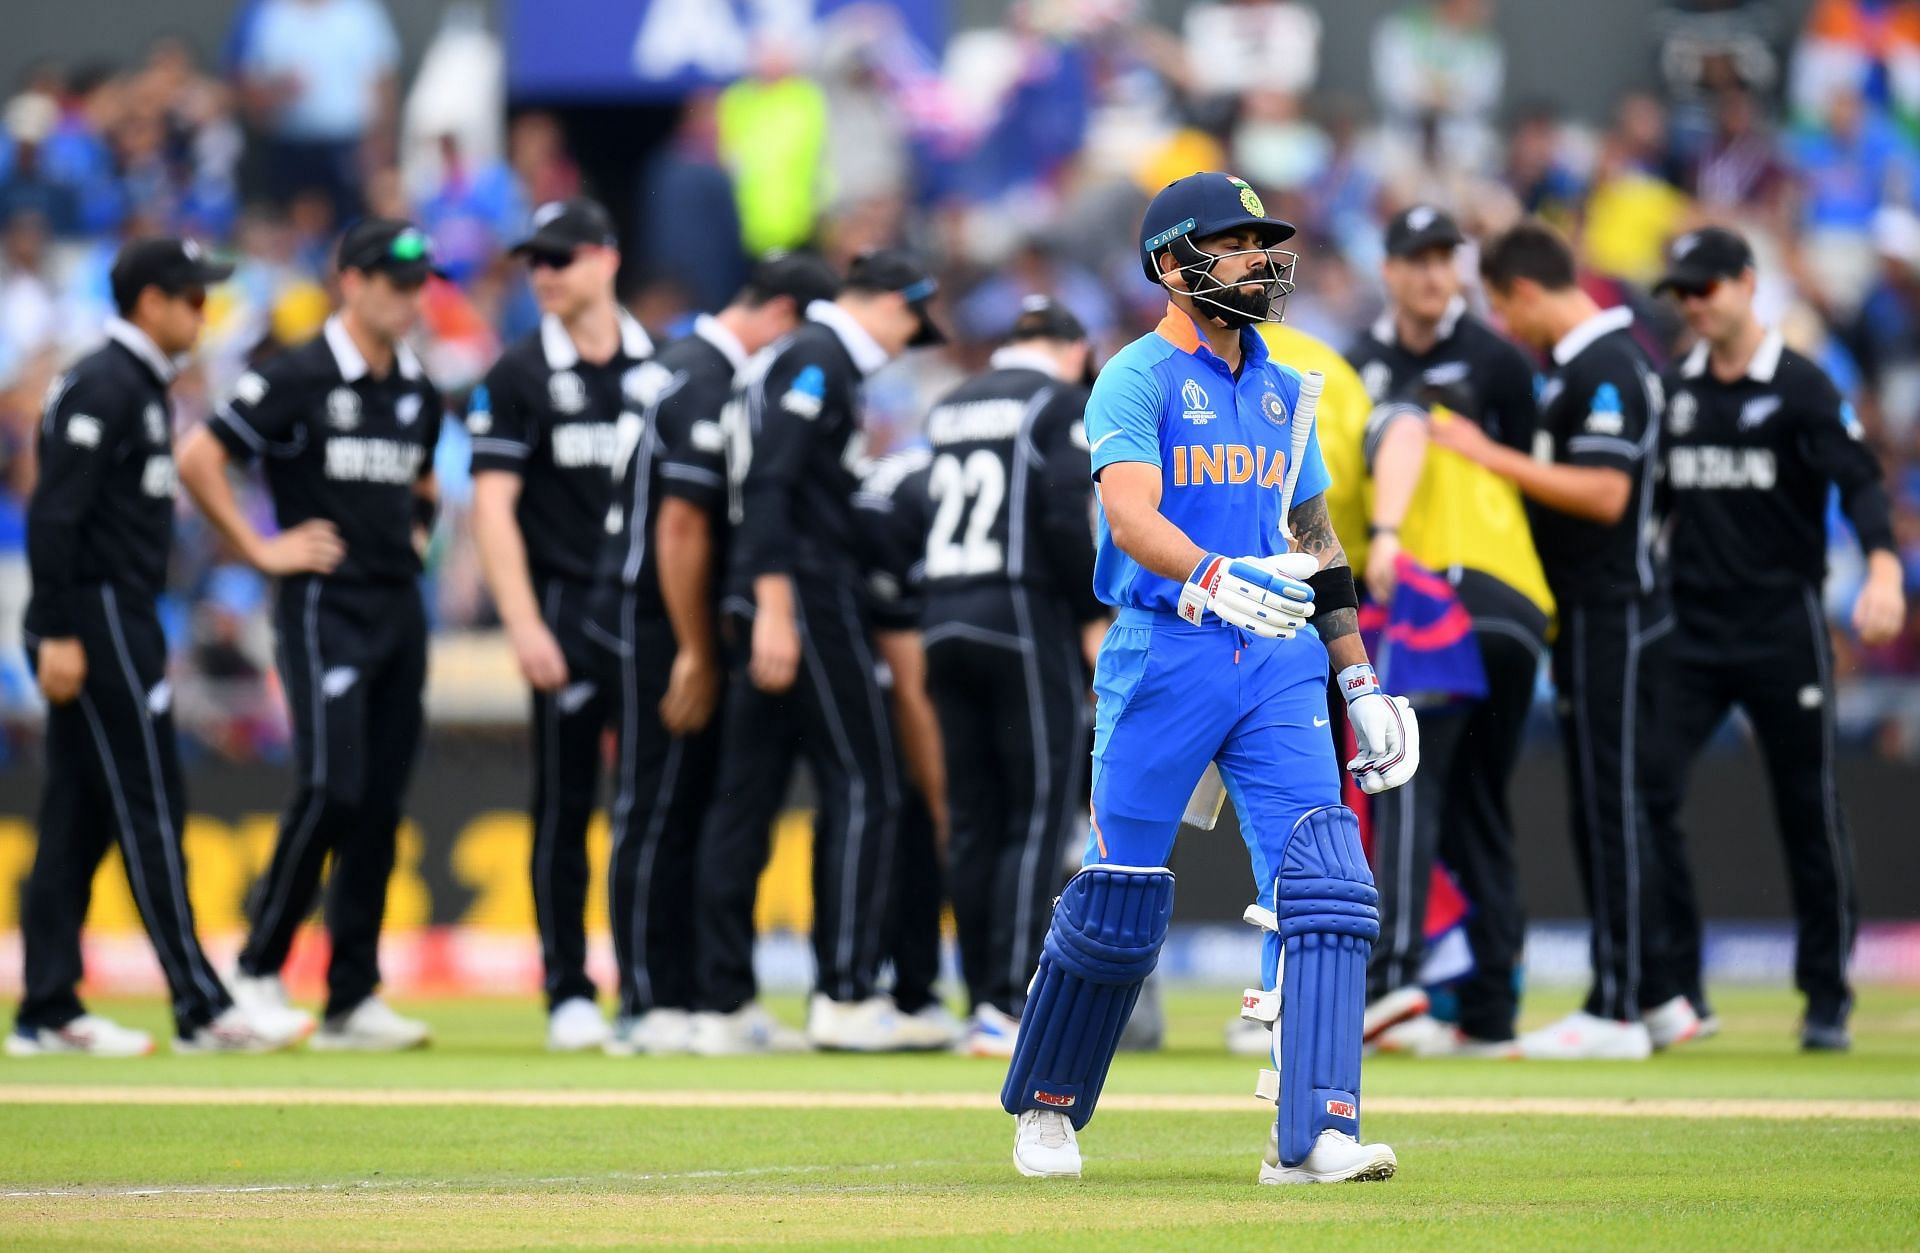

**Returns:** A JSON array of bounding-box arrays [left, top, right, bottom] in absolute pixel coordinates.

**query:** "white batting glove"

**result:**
[[1176, 552, 1315, 639], [1338, 664, 1419, 794]]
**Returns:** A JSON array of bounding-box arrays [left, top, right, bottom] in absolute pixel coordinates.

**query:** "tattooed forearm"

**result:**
[[1288, 495, 1347, 569], [1287, 495, 1359, 644]]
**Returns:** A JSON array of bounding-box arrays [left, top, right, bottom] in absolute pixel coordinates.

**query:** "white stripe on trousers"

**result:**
[[840, 584, 903, 994], [1005, 588, 1053, 996], [532, 580, 564, 997], [99, 587, 223, 1006], [1801, 587, 1855, 993], [249, 580, 328, 963], [613, 591, 686, 1010], [1569, 607, 1616, 1014], [1620, 601, 1644, 1017]]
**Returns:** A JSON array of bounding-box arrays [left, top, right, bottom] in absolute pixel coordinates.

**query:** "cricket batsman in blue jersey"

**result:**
[[1001, 173, 1421, 1184]]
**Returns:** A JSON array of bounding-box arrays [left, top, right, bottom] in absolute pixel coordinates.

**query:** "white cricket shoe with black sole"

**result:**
[[687, 1002, 809, 1056], [547, 997, 612, 1052], [1518, 1010, 1652, 1060], [227, 969, 316, 1040], [174, 1006, 307, 1054], [6, 1014, 154, 1058], [1260, 1127, 1397, 1184], [309, 997, 430, 1052], [1013, 1109, 1082, 1178]]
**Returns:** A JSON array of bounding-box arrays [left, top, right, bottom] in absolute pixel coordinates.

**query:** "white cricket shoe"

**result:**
[[1363, 986, 1430, 1043], [6, 1014, 154, 1058], [174, 1005, 305, 1054], [547, 998, 612, 1052], [1013, 1109, 1082, 1178], [961, 1004, 1021, 1058], [808, 993, 953, 1051], [904, 1002, 965, 1050], [228, 969, 316, 1040], [1416, 1027, 1522, 1059], [1643, 995, 1705, 1051], [1373, 1013, 1456, 1056], [1518, 1011, 1652, 1061], [687, 1002, 809, 1056], [1260, 1126, 1397, 1184], [309, 996, 431, 1052], [605, 1008, 695, 1056], [1223, 1015, 1272, 1057]]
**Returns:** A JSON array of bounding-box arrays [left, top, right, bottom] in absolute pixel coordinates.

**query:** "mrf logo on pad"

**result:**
[[1326, 1099, 1357, 1120], [1032, 1090, 1076, 1108]]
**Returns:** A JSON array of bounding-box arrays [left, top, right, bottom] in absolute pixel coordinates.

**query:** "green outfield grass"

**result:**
[[2, 986, 1916, 1250]]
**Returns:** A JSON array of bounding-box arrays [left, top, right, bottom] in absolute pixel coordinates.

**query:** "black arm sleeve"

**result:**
[[1484, 339, 1542, 453], [654, 372, 729, 517], [734, 347, 828, 580], [1798, 374, 1895, 555], [1031, 386, 1105, 623], [25, 371, 122, 636]]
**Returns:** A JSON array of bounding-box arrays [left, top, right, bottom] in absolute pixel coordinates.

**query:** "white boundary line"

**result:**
[[0, 1086, 1915, 1121]]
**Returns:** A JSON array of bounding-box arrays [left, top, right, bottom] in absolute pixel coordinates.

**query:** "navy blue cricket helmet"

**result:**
[[1139, 172, 1298, 326]]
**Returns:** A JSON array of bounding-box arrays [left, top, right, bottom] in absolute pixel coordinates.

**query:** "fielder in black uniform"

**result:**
[[466, 198, 652, 1052], [860, 299, 1104, 1057], [1345, 207, 1548, 1053], [12, 239, 305, 1056], [691, 250, 946, 1053], [1645, 228, 1904, 1052], [1437, 220, 1688, 1059], [586, 253, 839, 1056], [179, 219, 444, 1052]]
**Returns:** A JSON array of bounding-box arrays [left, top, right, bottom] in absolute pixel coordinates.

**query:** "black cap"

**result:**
[[742, 251, 840, 310], [845, 248, 946, 347], [1006, 295, 1088, 344], [1385, 205, 1465, 258], [1654, 227, 1754, 295], [110, 237, 233, 312], [511, 197, 618, 257], [338, 218, 441, 284]]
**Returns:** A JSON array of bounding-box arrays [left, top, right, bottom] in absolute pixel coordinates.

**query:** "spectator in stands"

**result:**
[[413, 132, 527, 288], [1849, 205, 1920, 443], [1505, 101, 1586, 229], [1372, 0, 1506, 175], [1790, 0, 1920, 132], [0, 95, 79, 237], [716, 42, 828, 255], [635, 92, 746, 315], [0, 212, 61, 370], [235, 0, 401, 219], [1685, 85, 1791, 222], [1787, 81, 1917, 312], [1654, 1, 1783, 154]]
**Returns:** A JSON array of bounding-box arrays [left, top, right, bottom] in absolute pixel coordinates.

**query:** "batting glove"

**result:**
[[1338, 663, 1420, 794], [1177, 552, 1315, 639]]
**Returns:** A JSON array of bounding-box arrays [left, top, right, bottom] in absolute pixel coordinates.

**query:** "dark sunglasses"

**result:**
[[1673, 279, 1721, 301], [169, 286, 207, 310], [527, 248, 579, 271]]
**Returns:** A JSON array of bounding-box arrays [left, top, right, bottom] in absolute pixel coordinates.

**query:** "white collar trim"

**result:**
[[1681, 328, 1784, 383], [693, 314, 749, 374], [1552, 305, 1634, 367], [325, 315, 421, 382], [807, 299, 890, 376], [540, 308, 654, 370], [105, 317, 177, 384], [1371, 294, 1469, 348], [988, 345, 1063, 379]]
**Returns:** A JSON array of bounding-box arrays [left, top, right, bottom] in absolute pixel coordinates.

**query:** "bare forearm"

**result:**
[[1107, 501, 1206, 583], [877, 631, 945, 812], [470, 484, 542, 632], [1288, 494, 1361, 651], [656, 499, 716, 659], [177, 429, 267, 565], [1370, 419, 1427, 531], [1476, 443, 1629, 523]]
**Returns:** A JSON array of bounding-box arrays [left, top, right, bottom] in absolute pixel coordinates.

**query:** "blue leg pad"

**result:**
[[1273, 806, 1379, 1167], [1001, 864, 1174, 1130]]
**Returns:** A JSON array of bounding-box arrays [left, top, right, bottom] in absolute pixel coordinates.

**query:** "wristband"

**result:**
[[1336, 663, 1380, 706], [1306, 565, 1359, 615], [1368, 524, 1399, 538]]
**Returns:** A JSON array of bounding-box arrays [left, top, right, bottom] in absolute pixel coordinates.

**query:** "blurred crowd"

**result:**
[[1, 0, 1918, 754]]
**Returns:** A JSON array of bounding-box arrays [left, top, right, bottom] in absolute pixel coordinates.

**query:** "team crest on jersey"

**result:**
[[1537, 377, 1565, 410], [1584, 382, 1624, 435], [1180, 377, 1214, 424], [326, 387, 362, 431], [144, 402, 168, 444], [1667, 388, 1697, 436], [548, 370, 587, 415], [234, 370, 269, 406], [623, 361, 673, 408], [1260, 390, 1290, 427], [396, 393, 423, 427], [466, 383, 492, 434], [1738, 395, 1781, 430]]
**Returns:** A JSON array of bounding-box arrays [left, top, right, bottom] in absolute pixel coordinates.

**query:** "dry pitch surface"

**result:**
[[2, 987, 1916, 1250]]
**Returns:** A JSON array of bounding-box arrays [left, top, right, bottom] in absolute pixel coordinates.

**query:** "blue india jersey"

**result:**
[[1086, 304, 1331, 616]]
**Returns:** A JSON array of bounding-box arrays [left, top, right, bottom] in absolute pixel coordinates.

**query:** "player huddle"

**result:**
[[11, 166, 1900, 1188]]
